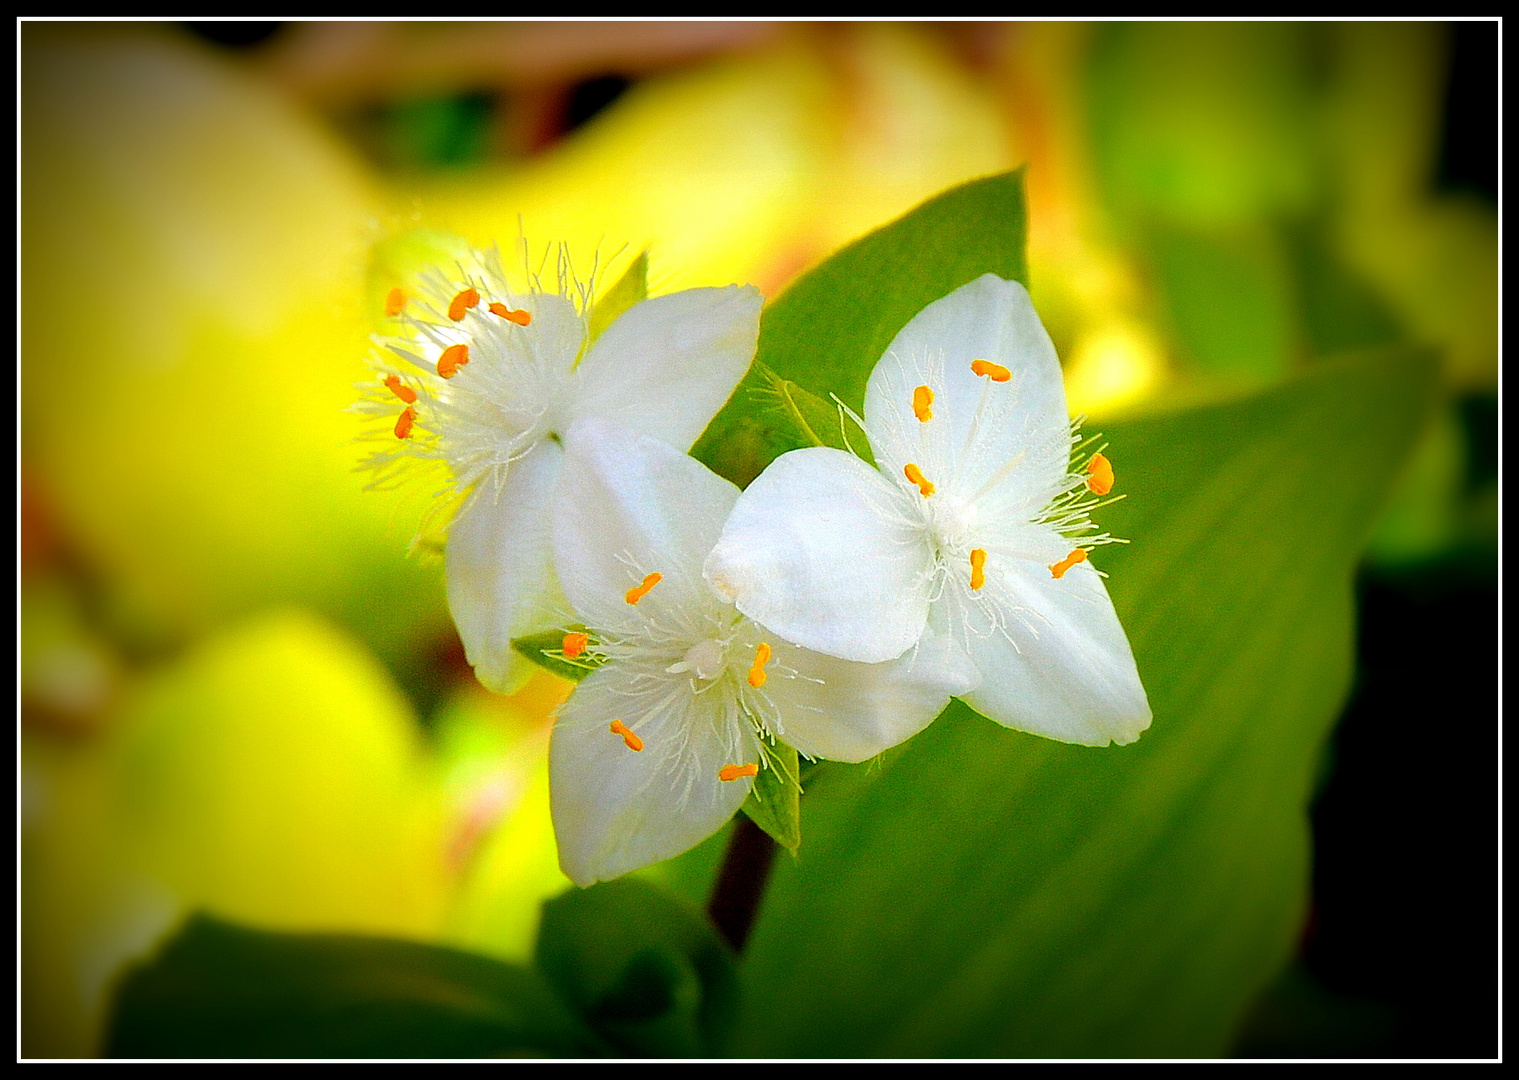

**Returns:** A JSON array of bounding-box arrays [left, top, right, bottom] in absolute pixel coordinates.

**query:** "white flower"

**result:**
[[354, 248, 761, 692], [704, 274, 1151, 747], [548, 419, 976, 886]]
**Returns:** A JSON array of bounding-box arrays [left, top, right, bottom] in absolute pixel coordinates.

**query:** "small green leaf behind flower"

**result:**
[[511, 626, 603, 684], [740, 740, 802, 853], [586, 250, 650, 346]]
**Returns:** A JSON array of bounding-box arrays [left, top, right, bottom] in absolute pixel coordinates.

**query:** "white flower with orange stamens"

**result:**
[[704, 274, 1151, 747], [353, 247, 762, 693], [548, 420, 976, 886]]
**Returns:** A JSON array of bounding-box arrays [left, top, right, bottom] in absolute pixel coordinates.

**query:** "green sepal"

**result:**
[[105, 914, 608, 1058], [751, 361, 874, 465], [587, 250, 649, 347], [535, 878, 740, 1057], [740, 739, 803, 853], [511, 626, 602, 684]]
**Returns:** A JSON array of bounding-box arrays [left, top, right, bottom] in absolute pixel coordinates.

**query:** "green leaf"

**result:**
[[105, 914, 606, 1058], [694, 170, 1027, 486], [536, 879, 739, 1057], [731, 346, 1435, 1057], [511, 626, 599, 684], [587, 250, 649, 346], [740, 740, 802, 853]]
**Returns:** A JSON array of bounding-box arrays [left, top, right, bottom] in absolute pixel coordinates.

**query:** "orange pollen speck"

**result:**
[[489, 302, 532, 325], [1086, 453, 1114, 496], [625, 572, 662, 605], [609, 720, 643, 752], [970, 548, 987, 591], [904, 463, 935, 497], [394, 407, 416, 440], [562, 632, 589, 659], [971, 358, 1012, 382], [384, 374, 417, 404], [747, 642, 772, 688], [719, 763, 759, 782], [1049, 548, 1088, 579], [437, 343, 470, 378], [912, 385, 934, 422], [384, 288, 407, 317], [448, 288, 480, 321]]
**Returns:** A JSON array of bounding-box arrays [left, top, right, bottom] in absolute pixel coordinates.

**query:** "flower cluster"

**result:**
[[359, 254, 1150, 887]]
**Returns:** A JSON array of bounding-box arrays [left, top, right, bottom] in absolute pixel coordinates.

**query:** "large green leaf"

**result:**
[[731, 346, 1434, 1057], [694, 170, 1027, 487], [105, 914, 606, 1058]]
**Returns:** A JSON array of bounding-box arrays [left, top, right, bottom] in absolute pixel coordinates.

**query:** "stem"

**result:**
[[707, 815, 778, 953]]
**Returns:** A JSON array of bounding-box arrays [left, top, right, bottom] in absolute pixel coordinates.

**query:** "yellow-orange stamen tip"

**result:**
[[609, 720, 643, 752], [747, 642, 772, 688], [437, 343, 470, 378], [624, 572, 662, 605], [971, 358, 1012, 382], [1086, 453, 1114, 496], [394, 407, 416, 440], [447, 288, 480, 321], [969, 548, 987, 591], [384, 288, 407, 317], [904, 462, 935, 497], [1049, 548, 1088, 579], [489, 301, 532, 325], [912, 384, 934, 422], [562, 632, 589, 659], [383, 374, 418, 404], [719, 763, 759, 782]]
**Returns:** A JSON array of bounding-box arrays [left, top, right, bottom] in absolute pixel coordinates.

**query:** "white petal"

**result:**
[[445, 438, 569, 693], [958, 558, 1152, 747], [550, 664, 758, 887], [555, 418, 739, 638], [751, 619, 979, 763], [705, 447, 935, 664], [571, 285, 762, 450], [864, 274, 1071, 512]]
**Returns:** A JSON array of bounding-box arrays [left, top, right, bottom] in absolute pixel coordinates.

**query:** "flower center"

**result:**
[[929, 493, 978, 551], [668, 638, 726, 681]]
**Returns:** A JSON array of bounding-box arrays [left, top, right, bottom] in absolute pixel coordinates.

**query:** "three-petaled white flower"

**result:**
[[354, 249, 762, 692], [704, 274, 1151, 747], [548, 419, 977, 886]]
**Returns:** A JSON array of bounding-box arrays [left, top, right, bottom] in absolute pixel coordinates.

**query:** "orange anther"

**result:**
[[609, 720, 643, 752], [1049, 548, 1088, 579], [562, 632, 589, 659], [719, 763, 759, 782], [384, 287, 407, 317], [489, 302, 533, 325], [437, 343, 470, 378], [448, 288, 480, 321], [625, 572, 662, 605], [394, 407, 416, 440], [971, 358, 1012, 382], [904, 462, 935, 497], [383, 374, 417, 404], [747, 642, 772, 688], [1086, 453, 1114, 496], [970, 548, 987, 591], [912, 384, 934, 422]]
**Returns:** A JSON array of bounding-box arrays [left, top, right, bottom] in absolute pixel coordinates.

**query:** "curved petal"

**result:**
[[550, 663, 758, 887], [555, 418, 738, 638], [705, 447, 935, 664], [571, 285, 762, 450], [445, 438, 568, 693], [864, 274, 1071, 512], [958, 558, 1151, 747], [747, 618, 979, 763]]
